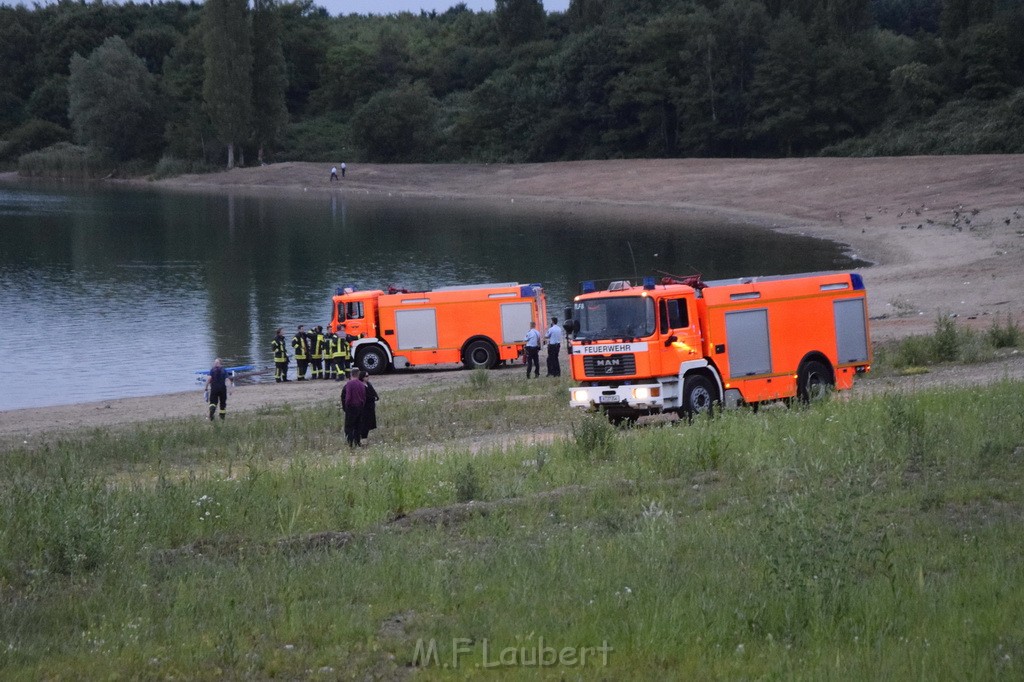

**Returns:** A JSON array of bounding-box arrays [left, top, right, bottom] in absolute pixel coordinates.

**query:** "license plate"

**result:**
[[599, 395, 620, 404]]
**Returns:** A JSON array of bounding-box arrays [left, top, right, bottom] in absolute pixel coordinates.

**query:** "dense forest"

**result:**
[[2, 0, 1023, 175]]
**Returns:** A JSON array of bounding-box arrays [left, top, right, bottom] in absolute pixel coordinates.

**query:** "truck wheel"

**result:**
[[356, 346, 388, 375], [681, 374, 717, 420], [797, 360, 833, 403], [463, 340, 497, 369]]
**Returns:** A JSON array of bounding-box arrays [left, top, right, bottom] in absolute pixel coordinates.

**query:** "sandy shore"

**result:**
[[4, 157, 1024, 438]]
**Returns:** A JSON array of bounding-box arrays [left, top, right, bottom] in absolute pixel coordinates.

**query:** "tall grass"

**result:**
[[874, 314, 1022, 372], [2, 372, 1023, 678]]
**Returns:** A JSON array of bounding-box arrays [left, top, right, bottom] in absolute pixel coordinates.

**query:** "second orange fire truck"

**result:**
[[328, 282, 547, 374], [568, 271, 871, 423]]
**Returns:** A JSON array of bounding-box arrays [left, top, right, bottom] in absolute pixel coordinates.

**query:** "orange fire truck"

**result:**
[[568, 272, 871, 423], [328, 282, 547, 374]]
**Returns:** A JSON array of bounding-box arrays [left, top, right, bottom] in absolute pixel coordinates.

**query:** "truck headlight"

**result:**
[[571, 389, 590, 402], [631, 387, 660, 400]]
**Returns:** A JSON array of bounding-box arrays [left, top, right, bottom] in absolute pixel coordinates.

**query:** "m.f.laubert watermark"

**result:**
[[413, 637, 613, 669]]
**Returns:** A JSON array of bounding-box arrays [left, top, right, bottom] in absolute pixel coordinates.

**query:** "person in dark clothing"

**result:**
[[292, 325, 309, 380], [310, 325, 326, 379], [341, 372, 367, 447], [360, 371, 379, 440], [204, 357, 233, 420], [545, 316, 563, 377], [524, 321, 541, 378], [272, 328, 289, 382]]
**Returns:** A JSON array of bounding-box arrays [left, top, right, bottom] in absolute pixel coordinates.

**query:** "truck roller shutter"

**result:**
[[396, 309, 438, 349], [725, 309, 772, 376], [834, 299, 869, 363], [500, 302, 534, 344]]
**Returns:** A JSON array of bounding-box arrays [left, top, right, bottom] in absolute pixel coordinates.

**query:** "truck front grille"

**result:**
[[583, 354, 636, 377]]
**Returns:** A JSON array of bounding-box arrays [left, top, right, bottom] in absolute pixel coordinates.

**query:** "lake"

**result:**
[[0, 180, 865, 410]]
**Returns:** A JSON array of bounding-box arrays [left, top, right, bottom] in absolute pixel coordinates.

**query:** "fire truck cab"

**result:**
[[568, 272, 871, 423]]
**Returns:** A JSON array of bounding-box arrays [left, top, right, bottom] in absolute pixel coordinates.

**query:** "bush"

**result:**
[[931, 315, 961, 362], [876, 315, 1002, 370], [468, 369, 490, 391], [453, 460, 481, 502], [569, 413, 616, 460], [987, 315, 1022, 348], [17, 142, 111, 179], [151, 155, 218, 180], [277, 115, 351, 163], [0, 118, 70, 162]]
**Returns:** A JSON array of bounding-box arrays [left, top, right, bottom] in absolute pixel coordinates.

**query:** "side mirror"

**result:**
[[664, 334, 677, 347]]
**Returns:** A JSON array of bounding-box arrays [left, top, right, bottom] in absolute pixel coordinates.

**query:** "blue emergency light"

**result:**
[[582, 280, 596, 294]]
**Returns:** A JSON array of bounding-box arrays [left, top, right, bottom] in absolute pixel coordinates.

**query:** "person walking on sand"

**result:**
[[545, 316, 563, 377], [524, 321, 541, 378], [340, 162, 346, 178], [341, 371, 367, 447], [204, 358, 233, 420], [330, 166, 338, 181]]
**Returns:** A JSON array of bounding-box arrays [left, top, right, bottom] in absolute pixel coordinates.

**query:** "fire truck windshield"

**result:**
[[573, 296, 656, 341]]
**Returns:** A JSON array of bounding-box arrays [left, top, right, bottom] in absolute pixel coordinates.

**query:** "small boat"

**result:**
[[194, 364, 256, 381]]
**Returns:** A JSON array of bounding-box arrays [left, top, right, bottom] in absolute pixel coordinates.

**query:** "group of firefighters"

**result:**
[[271, 324, 354, 383]]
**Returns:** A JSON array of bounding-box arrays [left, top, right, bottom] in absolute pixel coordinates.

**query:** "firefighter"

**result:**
[[292, 325, 309, 380], [310, 325, 326, 379], [338, 334, 353, 380], [332, 332, 345, 380], [325, 330, 337, 380], [272, 328, 289, 382]]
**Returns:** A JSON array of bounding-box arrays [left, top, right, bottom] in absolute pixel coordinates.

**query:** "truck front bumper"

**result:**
[[569, 384, 664, 412]]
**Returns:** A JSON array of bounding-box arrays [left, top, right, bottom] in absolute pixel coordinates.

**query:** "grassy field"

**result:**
[[1, 365, 1023, 679]]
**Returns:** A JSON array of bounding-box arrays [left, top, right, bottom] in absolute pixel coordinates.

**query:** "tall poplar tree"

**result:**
[[251, 0, 288, 163], [202, 0, 252, 169]]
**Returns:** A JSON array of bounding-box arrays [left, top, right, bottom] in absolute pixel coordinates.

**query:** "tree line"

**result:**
[[2, 0, 1023, 174]]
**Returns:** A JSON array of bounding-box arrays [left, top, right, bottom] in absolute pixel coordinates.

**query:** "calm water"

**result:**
[[0, 180, 865, 410]]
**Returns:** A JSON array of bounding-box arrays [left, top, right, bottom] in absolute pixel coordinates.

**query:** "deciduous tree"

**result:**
[[67, 36, 163, 161], [251, 0, 289, 162], [202, 0, 252, 169]]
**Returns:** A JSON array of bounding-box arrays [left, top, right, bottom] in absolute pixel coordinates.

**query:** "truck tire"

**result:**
[[797, 360, 833, 403], [681, 374, 717, 420], [356, 345, 388, 375], [463, 339, 497, 369]]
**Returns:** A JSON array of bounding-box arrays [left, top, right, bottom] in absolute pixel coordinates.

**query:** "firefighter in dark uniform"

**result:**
[[324, 329, 337, 380], [272, 327, 289, 382], [338, 334, 354, 380], [292, 325, 309, 380], [311, 325, 326, 379]]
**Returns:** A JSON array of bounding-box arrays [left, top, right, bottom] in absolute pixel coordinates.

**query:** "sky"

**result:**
[[309, 1, 570, 15], [0, 0, 572, 14]]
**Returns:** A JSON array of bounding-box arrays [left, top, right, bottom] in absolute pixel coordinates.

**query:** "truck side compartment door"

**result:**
[[500, 302, 533, 344], [396, 309, 438, 349], [725, 309, 772, 376], [834, 298, 869, 363]]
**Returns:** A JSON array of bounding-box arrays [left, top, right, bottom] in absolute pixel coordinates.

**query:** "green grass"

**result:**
[[873, 314, 1023, 373], [2, 371, 1023, 679]]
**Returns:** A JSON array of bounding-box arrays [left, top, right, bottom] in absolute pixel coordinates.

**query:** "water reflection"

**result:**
[[0, 182, 864, 410]]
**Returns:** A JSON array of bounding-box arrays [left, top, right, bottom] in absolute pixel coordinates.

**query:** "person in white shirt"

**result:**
[[545, 316, 564, 377], [524, 321, 542, 378]]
